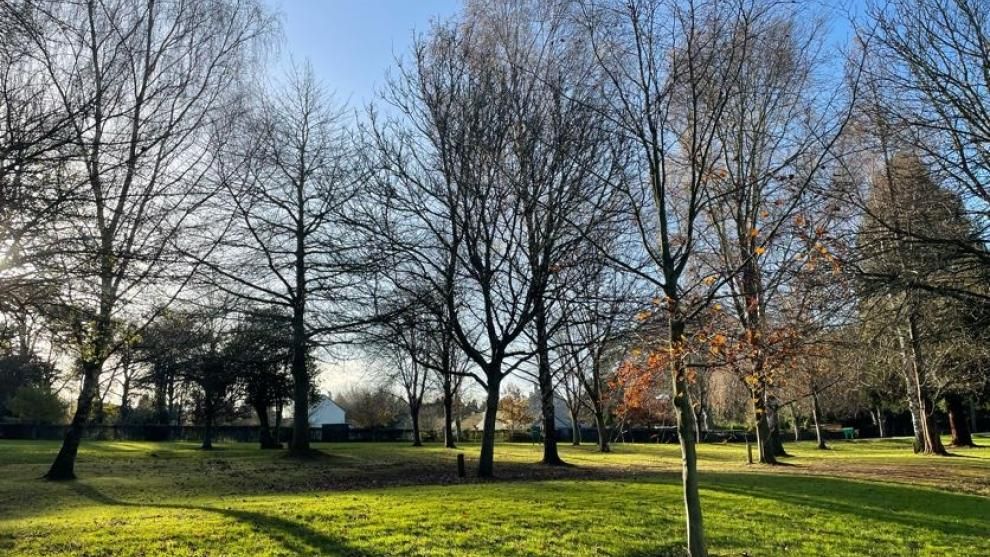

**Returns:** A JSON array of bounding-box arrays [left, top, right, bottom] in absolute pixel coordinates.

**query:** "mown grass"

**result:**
[[0, 436, 987, 556]]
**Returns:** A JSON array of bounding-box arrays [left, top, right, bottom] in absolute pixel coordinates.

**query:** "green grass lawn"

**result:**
[[0, 436, 988, 556]]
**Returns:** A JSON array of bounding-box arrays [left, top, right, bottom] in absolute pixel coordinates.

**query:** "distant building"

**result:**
[[308, 397, 346, 425]]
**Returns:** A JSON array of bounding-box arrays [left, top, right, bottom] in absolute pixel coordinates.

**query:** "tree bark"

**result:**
[[766, 396, 789, 457], [594, 408, 610, 453], [288, 302, 310, 455], [478, 373, 502, 478], [442, 386, 456, 449], [410, 402, 423, 447], [45, 360, 100, 480], [119, 374, 131, 425], [946, 394, 975, 447], [905, 313, 947, 455], [751, 386, 778, 465], [905, 385, 925, 452], [670, 316, 707, 557], [535, 296, 564, 466], [919, 394, 948, 455], [873, 408, 886, 439]]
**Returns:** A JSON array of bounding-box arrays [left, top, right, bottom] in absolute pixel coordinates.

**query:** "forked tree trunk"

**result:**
[[905, 311, 947, 456], [946, 394, 975, 447], [670, 316, 706, 557], [905, 389, 925, 452], [478, 372, 502, 478], [46, 360, 101, 480]]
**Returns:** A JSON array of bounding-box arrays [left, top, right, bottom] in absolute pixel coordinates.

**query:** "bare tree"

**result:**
[[558, 265, 637, 453], [6, 0, 273, 480], [697, 6, 858, 464], [461, 0, 622, 466], [574, 1, 778, 553], [867, 0, 990, 289], [203, 65, 383, 456], [368, 16, 544, 477]]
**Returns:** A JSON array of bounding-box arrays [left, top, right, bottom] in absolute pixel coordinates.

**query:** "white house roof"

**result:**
[[308, 398, 347, 425]]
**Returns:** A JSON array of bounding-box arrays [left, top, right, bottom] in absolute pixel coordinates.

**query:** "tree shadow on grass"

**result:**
[[68, 482, 381, 557], [706, 472, 990, 539]]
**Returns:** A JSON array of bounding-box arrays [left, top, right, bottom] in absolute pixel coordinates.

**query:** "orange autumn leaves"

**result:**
[[612, 318, 804, 421], [613, 349, 673, 424]]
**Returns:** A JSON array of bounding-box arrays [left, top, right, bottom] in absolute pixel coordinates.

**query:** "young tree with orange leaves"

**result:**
[[574, 1, 855, 552], [696, 5, 859, 465]]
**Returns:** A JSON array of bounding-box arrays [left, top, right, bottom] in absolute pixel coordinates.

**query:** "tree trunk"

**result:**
[[410, 403, 423, 447], [874, 408, 886, 439], [919, 394, 947, 455], [478, 373, 502, 478], [969, 398, 978, 436], [670, 316, 707, 557], [570, 408, 581, 446], [255, 402, 278, 449], [442, 386, 456, 449], [946, 394, 975, 447], [693, 404, 703, 444], [154, 370, 169, 424], [594, 408, 610, 453], [789, 403, 800, 442], [535, 296, 564, 466], [119, 375, 131, 425], [288, 306, 310, 455], [811, 391, 827, 450], [751, 386, 778, 465], [766, 396, 788, 457], [290, 183, 310, 455], [905, 387, 925, 452], [905, 311, 947, 456], [201, 407, 214, 450], [45, 360, 100, 480]]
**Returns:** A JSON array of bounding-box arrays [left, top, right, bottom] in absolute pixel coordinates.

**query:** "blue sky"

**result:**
[[269, 1, 461, 105]]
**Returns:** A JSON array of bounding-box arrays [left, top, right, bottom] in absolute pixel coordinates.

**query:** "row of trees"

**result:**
[[3, 1, 990, 555]]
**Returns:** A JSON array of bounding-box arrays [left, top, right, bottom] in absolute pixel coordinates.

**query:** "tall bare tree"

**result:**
[[574, 0, 835, 553], [203, 65, 383, 456], [467, 0, 620, 466], [697, 7, 858, 464], [868, 0, 990, 292], [6, 0, 273, 480], [369, 15, 544, 476]]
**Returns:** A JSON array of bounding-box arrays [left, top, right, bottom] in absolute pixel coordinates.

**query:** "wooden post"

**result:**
[[457, 453, 466, 478], [746, 432, 753, 465]]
